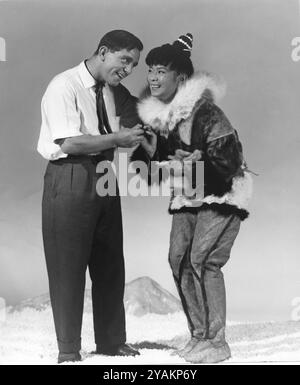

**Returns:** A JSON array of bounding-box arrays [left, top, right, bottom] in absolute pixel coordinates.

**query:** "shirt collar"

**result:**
[[78, 60, 97, 89]]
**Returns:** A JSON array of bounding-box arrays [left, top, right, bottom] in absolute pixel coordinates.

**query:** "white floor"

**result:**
[[1, 307, 300, 365]]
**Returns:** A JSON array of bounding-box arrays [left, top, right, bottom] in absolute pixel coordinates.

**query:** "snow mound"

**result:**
[[13, 276, 182, 316], [124, 276, 182, 316]]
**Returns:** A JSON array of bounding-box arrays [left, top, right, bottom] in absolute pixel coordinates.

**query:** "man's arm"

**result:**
[[57, 126, 145, 155], [43, 78, 144, 155]]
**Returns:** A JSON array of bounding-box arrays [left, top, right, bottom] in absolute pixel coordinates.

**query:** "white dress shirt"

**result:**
[[37, 61, 120, 160]]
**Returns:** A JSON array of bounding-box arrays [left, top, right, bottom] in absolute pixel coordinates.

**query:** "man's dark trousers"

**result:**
[[42, 155, 126, 354]]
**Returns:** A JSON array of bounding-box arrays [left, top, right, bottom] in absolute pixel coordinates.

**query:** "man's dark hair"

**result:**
[[146, 44, 194, 78], [96, 30, 143, 54]]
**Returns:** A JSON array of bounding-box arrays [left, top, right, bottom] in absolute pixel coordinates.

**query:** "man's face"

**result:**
[[147, 64, 181, 103], [100, 48, 140, 86]]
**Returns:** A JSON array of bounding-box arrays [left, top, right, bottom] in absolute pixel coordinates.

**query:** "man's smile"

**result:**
[[116, 70, 127, 80]]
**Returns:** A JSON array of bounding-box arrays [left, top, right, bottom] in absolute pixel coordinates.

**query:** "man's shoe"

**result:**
[[57, 352, 82, 364], [171, 337, 200, 357], [96, 343, 140, 357]]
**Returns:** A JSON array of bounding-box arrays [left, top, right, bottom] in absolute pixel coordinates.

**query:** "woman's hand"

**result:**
[[182, 149, 203, 162], [117, 124, 145, 147], [168, 149, 202, 162], [168, 149, 191, 161]]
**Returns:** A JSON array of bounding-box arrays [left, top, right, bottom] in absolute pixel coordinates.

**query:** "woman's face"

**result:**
[[147, 64, 182, 103]]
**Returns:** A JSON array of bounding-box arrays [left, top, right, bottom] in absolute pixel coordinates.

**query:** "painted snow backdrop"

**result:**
[[1, 277, 300, 364], [1, 0, 300, 324], [0, 0, 300, 364]]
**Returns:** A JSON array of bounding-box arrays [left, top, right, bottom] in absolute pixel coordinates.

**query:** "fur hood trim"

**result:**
[[138, 71, 226, 131]]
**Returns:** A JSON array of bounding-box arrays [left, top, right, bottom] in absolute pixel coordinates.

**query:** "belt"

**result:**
[[50, 153, 112, 165]]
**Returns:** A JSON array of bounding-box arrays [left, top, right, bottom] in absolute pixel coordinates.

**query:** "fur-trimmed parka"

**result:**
[[132, 72, 253, 220]]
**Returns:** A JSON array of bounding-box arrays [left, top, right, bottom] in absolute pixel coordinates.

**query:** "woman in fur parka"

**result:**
[[132, 33, 253, 363]]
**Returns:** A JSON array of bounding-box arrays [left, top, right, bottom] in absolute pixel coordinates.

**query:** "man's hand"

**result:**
[[116, 124, 145, 148]]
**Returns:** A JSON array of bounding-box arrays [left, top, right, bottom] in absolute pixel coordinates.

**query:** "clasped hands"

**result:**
[[119, 123, 202, 163], [168, 149, 203, 163]]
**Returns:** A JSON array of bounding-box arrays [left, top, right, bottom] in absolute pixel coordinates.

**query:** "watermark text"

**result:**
[[95, 153, 204, 199]]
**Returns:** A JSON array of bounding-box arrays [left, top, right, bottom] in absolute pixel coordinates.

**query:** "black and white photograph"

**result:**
[[0, 0, 300, 367]]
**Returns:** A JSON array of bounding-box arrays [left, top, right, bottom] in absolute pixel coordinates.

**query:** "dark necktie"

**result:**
[[94, 83, 114, 161], [95, 83, 112, 135]]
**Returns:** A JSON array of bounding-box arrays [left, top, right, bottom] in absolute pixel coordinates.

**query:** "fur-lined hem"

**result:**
[[169, 202, 249, 221], [168, 172, 253, 213], [202, 172, 253, 210]]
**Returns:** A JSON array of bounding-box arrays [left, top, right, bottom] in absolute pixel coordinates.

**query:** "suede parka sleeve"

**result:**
[[113, 83, 141, 128], [130, 133, 171, 185], [202, 106, 244, 183]]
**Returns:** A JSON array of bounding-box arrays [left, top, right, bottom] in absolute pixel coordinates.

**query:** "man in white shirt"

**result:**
[[38, 30, 145, 364]]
